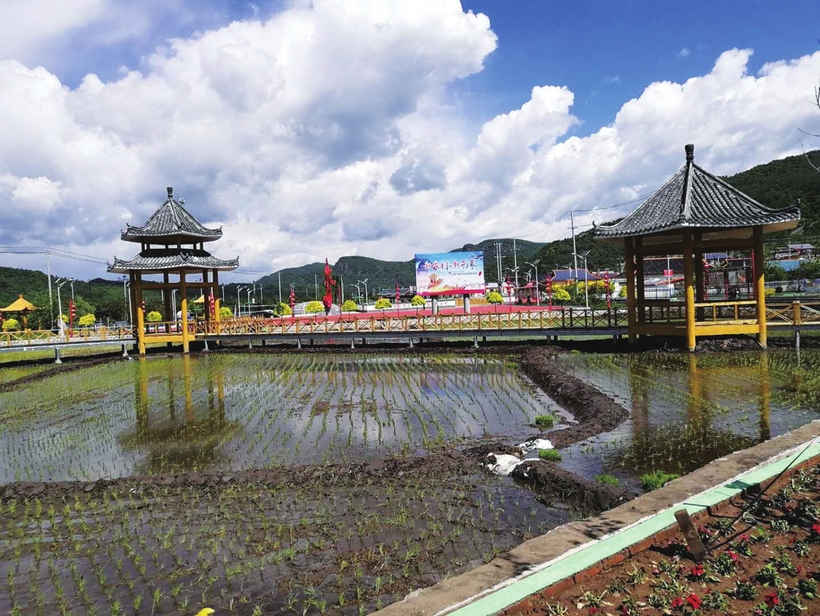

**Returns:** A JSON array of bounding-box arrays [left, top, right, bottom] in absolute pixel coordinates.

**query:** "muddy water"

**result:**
[[555, 349, 820, 490], [0, 353, 567, 483]]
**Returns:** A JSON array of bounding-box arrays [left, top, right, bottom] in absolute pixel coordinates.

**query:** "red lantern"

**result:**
[[289, 286, 295, 312], [209, 293, 215, 318], [69, 300, 76, 328], [395, 283, 400, 306]]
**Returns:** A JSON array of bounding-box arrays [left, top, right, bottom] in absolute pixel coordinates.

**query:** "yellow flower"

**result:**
[[196, 609, 215, 616]]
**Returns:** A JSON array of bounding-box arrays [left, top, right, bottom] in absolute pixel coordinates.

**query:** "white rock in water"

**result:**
[[517, 438, 554, 452], [484, 453, 522, 476]]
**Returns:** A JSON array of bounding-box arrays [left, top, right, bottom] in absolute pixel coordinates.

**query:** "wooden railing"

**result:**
[[0, 327, 135, 347], [5, 302, 818, 350], [190, 307, 630, 337]]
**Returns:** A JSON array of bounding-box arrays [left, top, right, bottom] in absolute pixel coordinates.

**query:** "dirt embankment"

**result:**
[[518, 347, 629, 449], [0, 442, 515, 501]]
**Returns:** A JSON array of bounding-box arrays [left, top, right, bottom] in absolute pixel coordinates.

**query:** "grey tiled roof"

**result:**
[[122, 187, 223, 243], [595, 146, 800, 239], [107, 249, 239, 273]]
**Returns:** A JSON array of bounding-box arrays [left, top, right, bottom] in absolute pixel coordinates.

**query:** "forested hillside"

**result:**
[[722, 149, 820, 234]]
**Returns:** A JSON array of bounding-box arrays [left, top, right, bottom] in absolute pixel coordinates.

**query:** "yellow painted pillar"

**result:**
[[181, 297, 190, 353], [624, 238, 637, 343], [683, 230, 696, 351], [214, 298, 221, 334], [136, 306, 146, 355], [754, 225, 767, 348]]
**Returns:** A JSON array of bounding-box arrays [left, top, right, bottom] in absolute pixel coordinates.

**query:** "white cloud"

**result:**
[[678, 47, 690, 58], [0, 0, 108, 60], [0, 1, 819, 281]]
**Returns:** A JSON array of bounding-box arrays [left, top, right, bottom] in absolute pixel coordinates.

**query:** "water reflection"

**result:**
[[618, 353, 773, 475], [122, 356, 237, 474]]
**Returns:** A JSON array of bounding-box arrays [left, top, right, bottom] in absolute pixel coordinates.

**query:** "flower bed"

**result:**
[[504, 459, 820, 615]]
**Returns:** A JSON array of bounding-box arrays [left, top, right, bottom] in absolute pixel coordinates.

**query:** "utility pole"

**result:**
[[314, 274, 318, 300], [571, 211, 578, 281], [513, 238, 520, 289], [494, 242, 503, 285], [46, 253, 54, 326], [278, 271, 282, 304]]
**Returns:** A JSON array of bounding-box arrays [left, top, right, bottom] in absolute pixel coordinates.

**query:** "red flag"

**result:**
[[322, 259, 336, 315]]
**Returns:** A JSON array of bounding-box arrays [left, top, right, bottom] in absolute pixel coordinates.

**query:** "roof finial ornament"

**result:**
[[167, 186, 173, 200], [685, 144, 694, 163]]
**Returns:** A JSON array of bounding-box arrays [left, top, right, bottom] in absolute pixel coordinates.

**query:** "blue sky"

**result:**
[[458, 1, 820, 134], [0, 0, 819, 280]]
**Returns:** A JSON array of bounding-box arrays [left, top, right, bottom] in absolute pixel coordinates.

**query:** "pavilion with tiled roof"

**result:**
[[109, 187, 238, 353], [595, 144, 800, 350]]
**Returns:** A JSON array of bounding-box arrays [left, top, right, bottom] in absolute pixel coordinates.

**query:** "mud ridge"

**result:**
[[0, 442, 516, 501], [517, 347, 629, 449], [511, 460, 632, 512]]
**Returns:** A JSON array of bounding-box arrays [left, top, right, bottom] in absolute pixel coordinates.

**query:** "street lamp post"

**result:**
[[526, 259, 541, 305], [358, 279, 368, 305], [237, 286, 247, 316], [70, 279, 75, 302], [54, 278, 67, 331], [172, 289, 177, 322], [573, 251, 590, 309], [246, 288, 253, 315], [350, 283, 362, 305]]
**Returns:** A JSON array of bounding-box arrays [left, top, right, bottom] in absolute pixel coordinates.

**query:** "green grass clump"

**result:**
[[640, 470, 680, 492], [534, 414, 555, 428], [595, 474, 620, 487], [538, 449, 562, 461]]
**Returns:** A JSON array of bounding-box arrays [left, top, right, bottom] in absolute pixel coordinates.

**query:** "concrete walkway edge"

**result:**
[[373, 420, 820, 616], [445, 429, 820, 615]]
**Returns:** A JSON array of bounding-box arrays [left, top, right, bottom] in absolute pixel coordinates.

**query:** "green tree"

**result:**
[[2, 318, 20, 331], [410, 295, 425, 307], [764, 262, 788, 281], [305, 301, 324, 314], [219, 306, 233, 318], [146, 311, 162, 322], [274, 302, 293, 316], [342, 299, 358, 311], [78, 314, 96, 327], [552, 286, 571, 303], [793, 260, 820, 281], [374, 298, 392, 309], [486, 291, 504, 305]]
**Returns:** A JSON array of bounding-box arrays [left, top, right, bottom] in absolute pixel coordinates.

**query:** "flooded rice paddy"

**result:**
[[1, 348, 819, 615], [556, 349, 820, 491], [0, 353, 564, 483], [0, 353, 571, 615]]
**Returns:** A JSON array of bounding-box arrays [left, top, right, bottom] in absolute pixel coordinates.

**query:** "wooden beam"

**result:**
[[754, 225, 767, 348], [624, 238, 637, 343], [635, 238, 645, 324], [632, 236, 755, 256]]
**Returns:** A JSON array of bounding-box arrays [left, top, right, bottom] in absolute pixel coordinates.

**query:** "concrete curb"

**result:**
[[374, 420, 820, 616]]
